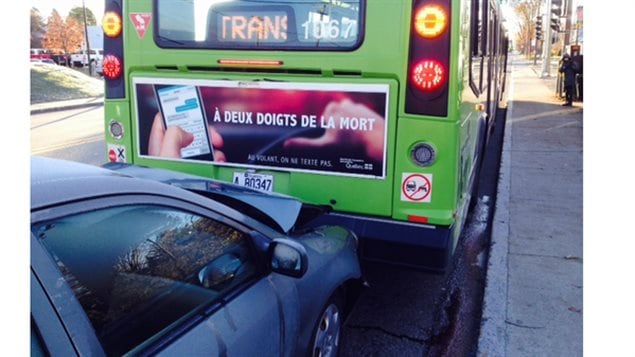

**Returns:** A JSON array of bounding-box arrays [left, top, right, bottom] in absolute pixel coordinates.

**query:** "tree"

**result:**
[[43, 10, 84, 54], [510, 0, 542, 57], [68, 6, 97, 27], [31, 7, 46, 48]]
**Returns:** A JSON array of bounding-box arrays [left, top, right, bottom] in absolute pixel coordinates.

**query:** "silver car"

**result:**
[[30, 157, 363, 356]]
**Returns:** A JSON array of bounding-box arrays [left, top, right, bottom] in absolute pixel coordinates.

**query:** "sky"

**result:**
[[31, 0, 105, 23]]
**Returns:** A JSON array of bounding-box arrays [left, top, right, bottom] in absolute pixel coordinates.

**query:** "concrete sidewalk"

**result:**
[[478, 56, 583, 356], [30, 96, 104, 115]]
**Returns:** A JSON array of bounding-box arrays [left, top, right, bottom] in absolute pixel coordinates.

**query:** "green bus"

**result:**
[[102, 0, 508, 271]]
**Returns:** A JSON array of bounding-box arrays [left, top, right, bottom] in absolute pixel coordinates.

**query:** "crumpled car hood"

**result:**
[[102, 163, 329, 233]]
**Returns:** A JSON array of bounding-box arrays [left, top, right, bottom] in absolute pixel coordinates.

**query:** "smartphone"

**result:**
[[154, 84, 214, 161]]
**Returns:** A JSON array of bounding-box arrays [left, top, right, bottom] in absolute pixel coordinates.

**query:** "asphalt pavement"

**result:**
[[477, 56, 583, 356]]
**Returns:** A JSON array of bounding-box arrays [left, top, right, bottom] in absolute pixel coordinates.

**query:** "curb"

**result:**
[[476, 62, 515, 356], [30, 97, 104, 115]]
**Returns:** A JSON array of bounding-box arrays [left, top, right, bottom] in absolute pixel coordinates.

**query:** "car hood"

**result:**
[[102, 163, 330, 234]]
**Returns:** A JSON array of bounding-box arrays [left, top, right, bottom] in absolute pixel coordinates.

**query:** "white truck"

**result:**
[[71, 48, 103, 68]]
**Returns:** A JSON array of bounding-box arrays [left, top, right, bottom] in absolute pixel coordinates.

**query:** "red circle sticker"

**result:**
[[401, 173, 432, 202], [108, 149, 117, 162]]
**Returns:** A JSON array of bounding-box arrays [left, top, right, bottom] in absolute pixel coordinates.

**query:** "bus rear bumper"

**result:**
[[309, 212, 454, 272]]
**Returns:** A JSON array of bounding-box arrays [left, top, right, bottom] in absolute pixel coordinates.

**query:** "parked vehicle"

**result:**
[[30, 48, 52, 61], [31, 49, 70, 66], [30, 58, 57, 65], [95, 57, 103, 76], [51, 54, 70, 66], [30, 156, 363, 356], [71, 48, 104, 67]]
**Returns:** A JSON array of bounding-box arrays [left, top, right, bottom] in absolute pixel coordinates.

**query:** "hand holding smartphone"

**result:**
[[154, 84, 214, 161]]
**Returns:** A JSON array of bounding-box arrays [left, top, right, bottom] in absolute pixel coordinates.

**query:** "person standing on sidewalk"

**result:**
[[559, 53, 579, 106]]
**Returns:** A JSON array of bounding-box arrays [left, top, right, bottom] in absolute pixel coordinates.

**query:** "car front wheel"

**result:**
[[311, 293, 343, 357]]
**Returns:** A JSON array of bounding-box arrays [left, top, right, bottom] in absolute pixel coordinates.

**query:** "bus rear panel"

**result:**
[[103, 0, 507, 271]]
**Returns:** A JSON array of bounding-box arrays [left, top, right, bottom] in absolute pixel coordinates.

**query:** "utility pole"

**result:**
[[540, 0, 553, 77], [534, 15, 543, 65], [82, 0, 92, 76], [563, 0, 572, 48]]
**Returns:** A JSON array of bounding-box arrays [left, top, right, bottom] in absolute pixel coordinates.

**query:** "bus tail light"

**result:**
[[102, 55, 123, 80], [411, 60, 445, 91], [102, 0, 125, 98], [408, 215, 429, 224], [414, 5, 448, 39], [406, 0, 451, 116], [102, 11, 123, 38]]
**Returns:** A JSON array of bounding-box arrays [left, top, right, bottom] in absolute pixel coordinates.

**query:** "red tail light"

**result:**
[[408, 215, 429, 224], [411, 60, 445, 91], [102, 55, 123, 80], [406, 0, 451, 116]]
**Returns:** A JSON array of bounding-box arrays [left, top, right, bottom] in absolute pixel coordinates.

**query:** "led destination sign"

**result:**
[[208, 4, 360, 48], [156, 0, 362, 50], [218, 11, 288, 43]]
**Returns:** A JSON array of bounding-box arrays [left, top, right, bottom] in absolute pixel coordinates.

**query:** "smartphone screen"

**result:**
[[155, 84, 214, 161]]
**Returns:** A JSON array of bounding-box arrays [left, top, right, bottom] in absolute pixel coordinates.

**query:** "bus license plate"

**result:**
[[233, 172, 274, 192]]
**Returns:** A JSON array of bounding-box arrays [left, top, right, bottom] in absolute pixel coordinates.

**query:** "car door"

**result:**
[[31, 269, 80, 356], [30, 195, 284, 356]]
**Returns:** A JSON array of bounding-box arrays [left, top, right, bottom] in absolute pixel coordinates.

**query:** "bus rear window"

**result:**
[[156, 0, 364, 50]]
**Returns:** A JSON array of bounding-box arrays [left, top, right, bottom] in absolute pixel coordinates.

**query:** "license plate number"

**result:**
[[233, 172, 274, 192]]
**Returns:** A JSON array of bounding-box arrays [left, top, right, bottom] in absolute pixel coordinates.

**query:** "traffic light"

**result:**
[[550, 17, 560, 32], [535, 16, 543, 40], [551, 0, 562, 32], [551, 0, 562, 15]]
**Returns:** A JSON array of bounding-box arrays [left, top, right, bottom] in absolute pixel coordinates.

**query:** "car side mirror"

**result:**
[[269, 239, 308, 278]]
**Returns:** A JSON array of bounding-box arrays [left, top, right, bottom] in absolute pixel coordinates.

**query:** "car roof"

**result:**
[[31, 157, 321, 233], [31, 156, 206, 210]]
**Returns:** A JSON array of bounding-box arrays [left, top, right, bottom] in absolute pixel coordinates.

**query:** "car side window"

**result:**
[[32, 204, 257, 356]]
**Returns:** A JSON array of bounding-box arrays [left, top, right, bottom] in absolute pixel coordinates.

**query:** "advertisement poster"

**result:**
[[134, 78, 389, 178]]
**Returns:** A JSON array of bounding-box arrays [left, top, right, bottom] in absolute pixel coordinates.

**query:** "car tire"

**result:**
[[310, 292, 344, 357]]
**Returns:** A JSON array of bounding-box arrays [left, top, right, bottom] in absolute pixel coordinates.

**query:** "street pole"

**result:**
[[533, 7, 539, 65], [541, 0, 552, 78], [563, 0, 572, 49], [526, 17, 532, 57], [82, 0, 92, 76]]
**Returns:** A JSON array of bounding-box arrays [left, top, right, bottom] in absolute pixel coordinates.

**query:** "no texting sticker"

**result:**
[[401, 173, 432, 202]]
